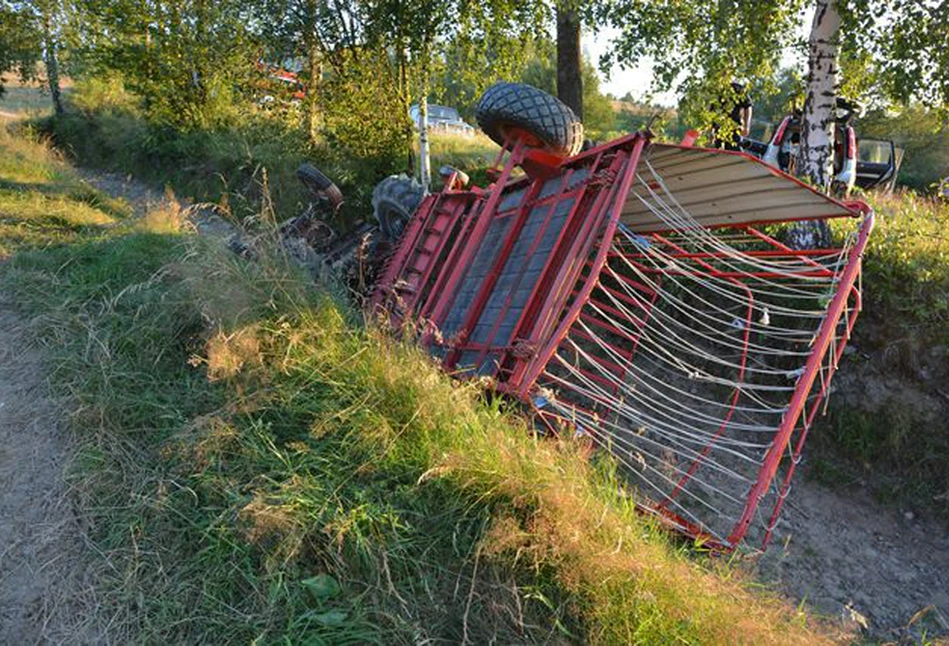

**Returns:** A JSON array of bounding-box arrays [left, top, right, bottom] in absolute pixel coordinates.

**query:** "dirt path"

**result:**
[[0, 300, 105, 643], [757, 475, 949, 639]]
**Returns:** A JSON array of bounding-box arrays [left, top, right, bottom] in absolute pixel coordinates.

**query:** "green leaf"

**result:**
[[301, 574, 341, 602], [310, 609, 348, 627]]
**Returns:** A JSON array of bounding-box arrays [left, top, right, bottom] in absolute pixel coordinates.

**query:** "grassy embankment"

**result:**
[[815, 191, 949, 515], [0, 117, 842, 642], [32, 78, 502, 226], [40, 87, 949, 518]]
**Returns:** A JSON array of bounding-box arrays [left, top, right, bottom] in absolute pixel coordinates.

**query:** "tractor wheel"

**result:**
[[475, 82, 584, 156], [297, 162, 344, 209], [296, 163, 335, 192], [372, 175, 424, 241]]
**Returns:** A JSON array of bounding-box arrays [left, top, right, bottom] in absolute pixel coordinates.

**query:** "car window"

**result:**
[[858, 140, 893, 164]]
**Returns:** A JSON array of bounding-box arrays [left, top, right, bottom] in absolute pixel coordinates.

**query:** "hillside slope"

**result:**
[[0, 119, 842, 643]]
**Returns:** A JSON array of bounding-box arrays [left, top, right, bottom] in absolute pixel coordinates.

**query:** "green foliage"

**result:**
[[860, 105, 949, 193], [815, 191, 949, 517], [518, 39, 615, 137], [435, 4, 551, 118], [0, 1, 42, 95], [857, 192, 949, 337], [77, 0, 258, 128], [319, 49, 411, 194], [594, 0, 806, 131]]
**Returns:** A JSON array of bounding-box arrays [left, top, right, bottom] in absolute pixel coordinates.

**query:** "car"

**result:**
[[759, 98, 896, 194], [409, 103, 475, 136]]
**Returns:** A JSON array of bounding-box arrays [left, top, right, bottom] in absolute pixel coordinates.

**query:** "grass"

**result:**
[[34, 81, 503, 228], [813, 191, 949, 516], [0, 118, 844, 643], [0, 118, 133, 256], [0, 81, 60, 115]]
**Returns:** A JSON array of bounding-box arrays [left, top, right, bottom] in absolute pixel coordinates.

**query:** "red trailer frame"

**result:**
[[373, 131, 873, 552]]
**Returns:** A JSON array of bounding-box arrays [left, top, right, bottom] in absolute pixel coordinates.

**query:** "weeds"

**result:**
[[818, 191, 949, 518]]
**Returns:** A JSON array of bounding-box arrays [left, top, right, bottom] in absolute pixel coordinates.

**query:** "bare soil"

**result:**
[[0, 300, 104, 644], [757, 475, 949, 640]]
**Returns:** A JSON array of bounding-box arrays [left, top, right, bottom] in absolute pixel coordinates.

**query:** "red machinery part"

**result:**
[[373, 132, 872, 552]]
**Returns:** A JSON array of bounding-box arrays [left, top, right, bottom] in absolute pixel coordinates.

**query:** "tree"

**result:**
[[796, 0, 841, 190], [595, 0, 806, 134], [0, 2, 41, 97], [254, 0, 368, 144], [556, 2, 582, 118], [520, 41, 614, 134], [78, 0, 258, 127], [795, 0, 949, 190], [38, 0, 65, 113], [0, 0, 67, 113]]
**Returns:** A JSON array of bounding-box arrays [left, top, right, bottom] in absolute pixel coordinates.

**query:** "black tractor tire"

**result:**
[[296, 163, 335, 193], [475, 82, 584, 156], [372, 175, 424, 241]]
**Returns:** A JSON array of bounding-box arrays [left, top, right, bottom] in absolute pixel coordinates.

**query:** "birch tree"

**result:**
[[595, 0, 805, 132], [0, 2, 41, 97], [796, 0, 841, 190]]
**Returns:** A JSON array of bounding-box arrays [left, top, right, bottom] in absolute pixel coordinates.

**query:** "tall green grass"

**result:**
[[0, 121, 839, 644]]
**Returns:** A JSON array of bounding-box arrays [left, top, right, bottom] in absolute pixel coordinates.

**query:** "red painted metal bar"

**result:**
[[516, 135, 648, 396], [727, 212, 874, 547], [743, 226, 839, 274], [500, 151, 611, 385], [759, 282, 863, 550], [611, 246, 843, 263], [426, 140, 527, 328], [371, 193, 439, 312], [418, 198, 484, 324], [472, 171, 577, 368], [412, 198, 474, 319], [444, 170, 548, 369]]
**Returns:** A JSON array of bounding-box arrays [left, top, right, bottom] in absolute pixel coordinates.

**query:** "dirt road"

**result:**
[[0, 299, 99, 642]]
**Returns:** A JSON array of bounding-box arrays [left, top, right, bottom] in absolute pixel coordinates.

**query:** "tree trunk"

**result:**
[[303, 0, 322, 146], [556, 4, 582, 119], [797, 0, 840, 190], [42, 13, 63, 115], [306, 45, 322, 145]]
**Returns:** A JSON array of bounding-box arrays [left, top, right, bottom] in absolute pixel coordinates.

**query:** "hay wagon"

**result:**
[[371, 83, 873, 552]]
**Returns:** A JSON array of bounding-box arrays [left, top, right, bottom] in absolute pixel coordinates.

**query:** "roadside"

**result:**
[[0, 297, 105, 642], [3, 111, 947, 642]]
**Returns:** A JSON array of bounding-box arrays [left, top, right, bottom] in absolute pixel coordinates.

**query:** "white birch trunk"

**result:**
[[797, 0, 841, 190], [418, 91, 431, 194]]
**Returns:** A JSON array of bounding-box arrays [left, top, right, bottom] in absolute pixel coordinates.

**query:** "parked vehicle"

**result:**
[[409, 104, 475, 136], [758, 98, 896, 194], [255, 59, 305, 105]]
